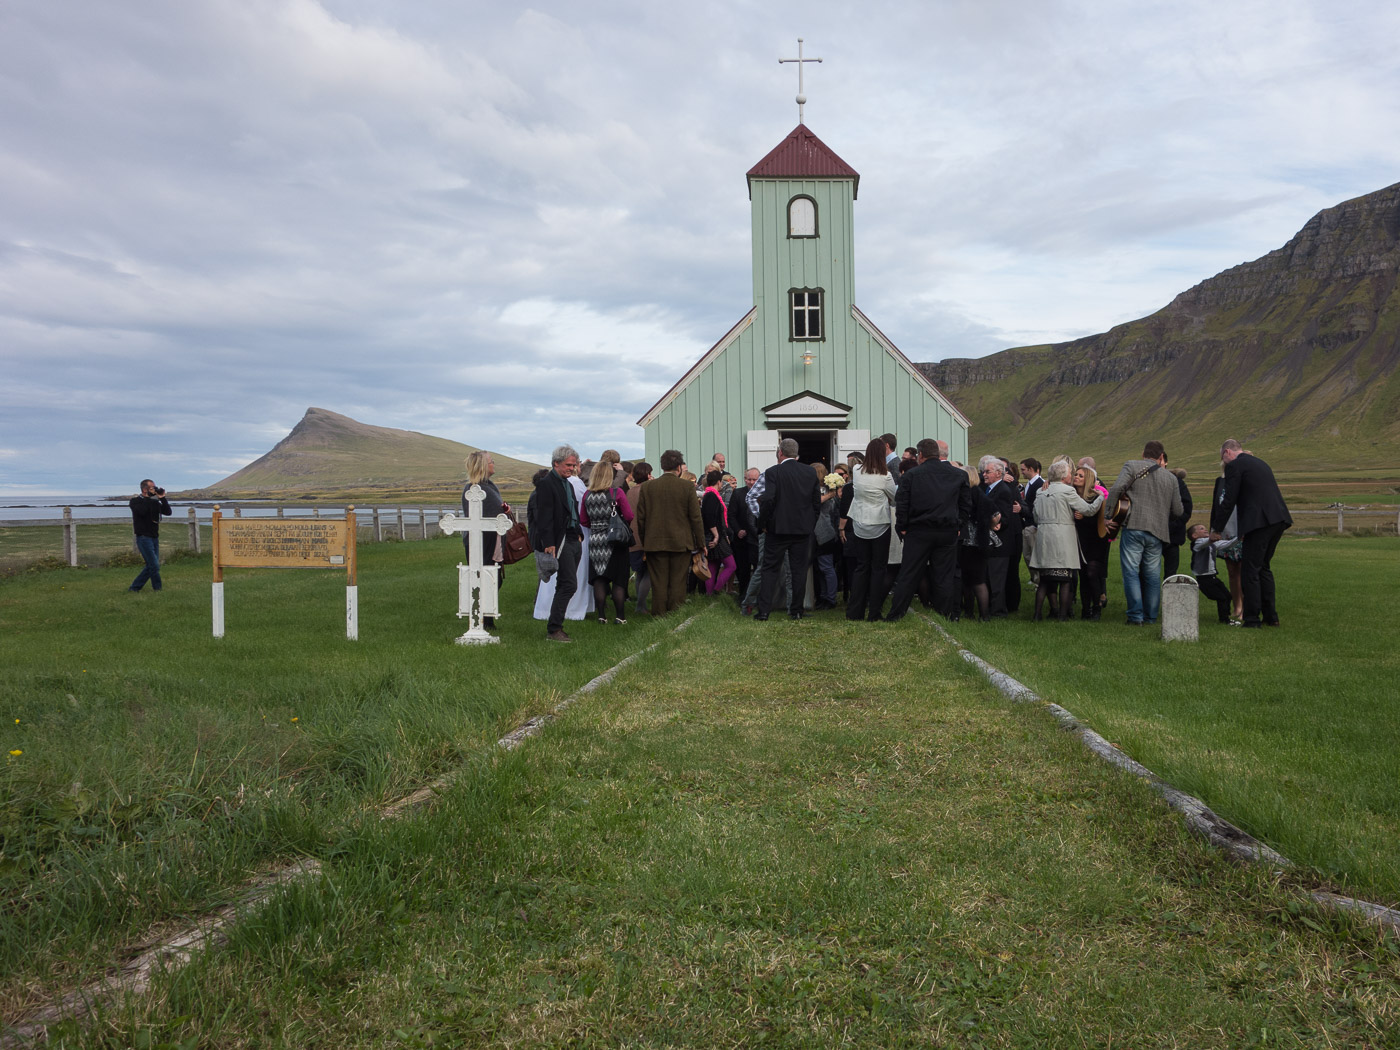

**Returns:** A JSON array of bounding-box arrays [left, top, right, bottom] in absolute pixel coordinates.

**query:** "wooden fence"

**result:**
[[4, 502, 1394, 572], [2, 505, 460, 570]]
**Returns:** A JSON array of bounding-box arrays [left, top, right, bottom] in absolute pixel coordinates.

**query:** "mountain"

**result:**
[[918, 183, 1400, 472], [184, 408, 544, 499]]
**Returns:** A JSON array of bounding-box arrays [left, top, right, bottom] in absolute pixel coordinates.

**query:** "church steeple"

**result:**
[[746, 124, 860, 200]]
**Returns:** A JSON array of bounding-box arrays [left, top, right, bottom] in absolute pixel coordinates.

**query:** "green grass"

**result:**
[[951, 535, 1400, 906], [45, 611, 1400, 1047], [4, 538, 1399, 1045], [0, 536, 681, 1014]]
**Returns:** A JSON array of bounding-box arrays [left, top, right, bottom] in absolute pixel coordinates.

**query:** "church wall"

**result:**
[[642, 309, 968, 471], [749, 178, 857, 402], [641, 157, 968, 471]]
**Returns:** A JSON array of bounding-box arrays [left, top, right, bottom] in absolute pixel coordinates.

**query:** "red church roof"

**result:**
[[746, 124, 860, 199]]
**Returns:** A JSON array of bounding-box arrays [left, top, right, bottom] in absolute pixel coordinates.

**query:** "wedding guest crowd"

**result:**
[[462, 432, 1291, 639]]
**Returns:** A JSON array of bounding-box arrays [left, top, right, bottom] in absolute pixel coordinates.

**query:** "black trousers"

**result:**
[[846, 530, 892, 621], [887, 527, 959, 619], [1162, 541, 1183, 579], [1003, 533, 1023, 612], [1241, 521, 1287, 626], [547, 535, 581, 634], [986, 554, 1012, 616], [758, 532, 812, 617], [1196, 573, 1233, 622], [734, 537, 758, 601]]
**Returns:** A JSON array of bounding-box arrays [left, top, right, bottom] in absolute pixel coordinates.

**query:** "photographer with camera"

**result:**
[[128, 479, 172, 592]]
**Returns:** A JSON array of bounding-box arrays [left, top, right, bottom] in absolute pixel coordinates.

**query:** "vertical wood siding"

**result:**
[[644, 174, 969, 468]]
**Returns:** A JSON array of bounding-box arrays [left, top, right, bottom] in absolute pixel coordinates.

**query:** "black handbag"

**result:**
[[605, 491, 633, 546]]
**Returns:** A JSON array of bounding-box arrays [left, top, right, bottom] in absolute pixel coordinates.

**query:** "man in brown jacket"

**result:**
[[634, 448, 705, 616]]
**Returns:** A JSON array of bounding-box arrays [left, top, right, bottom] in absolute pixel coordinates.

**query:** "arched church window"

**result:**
[[788, 196, 817, 238]]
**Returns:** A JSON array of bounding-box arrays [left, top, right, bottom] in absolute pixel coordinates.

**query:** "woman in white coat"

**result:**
[[1029, 459, 1103, 621], [843, 437, 898, 621]]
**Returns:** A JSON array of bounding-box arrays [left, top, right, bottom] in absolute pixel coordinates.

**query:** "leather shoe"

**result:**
[[545, 629, 573, 642], [754, 613, 769, 621], [789, 611, 805, 620]]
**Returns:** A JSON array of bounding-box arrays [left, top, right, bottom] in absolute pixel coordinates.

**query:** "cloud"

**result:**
[[2, 0, 1400, 490]]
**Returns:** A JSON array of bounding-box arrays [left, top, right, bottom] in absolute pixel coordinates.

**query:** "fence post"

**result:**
[[397, 507, 405, 541], [62, 506, 77, 566], [419, 507, 426, 539], [187, 506, 200, 554], [233, 505, 242, 518], [373, 507, 382, 542], [1337, 506, 1345, 534], [277, 506, 284, 518], [313, 507, 321, 519]]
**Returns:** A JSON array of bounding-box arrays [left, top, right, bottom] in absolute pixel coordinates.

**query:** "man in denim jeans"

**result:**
[[128, 479, 172, 592], [1103, 441, 1183, 625]]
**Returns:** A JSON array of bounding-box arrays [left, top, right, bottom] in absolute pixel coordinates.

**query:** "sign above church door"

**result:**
[[760, 390, 853, 430]]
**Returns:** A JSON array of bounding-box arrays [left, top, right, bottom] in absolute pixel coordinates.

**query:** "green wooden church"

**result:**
[[638, 121, 970, 472]]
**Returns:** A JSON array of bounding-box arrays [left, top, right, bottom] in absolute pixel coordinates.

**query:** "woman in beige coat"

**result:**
[[1029, 459, 1104, 621]]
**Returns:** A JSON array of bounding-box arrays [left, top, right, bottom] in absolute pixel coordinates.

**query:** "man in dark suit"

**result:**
[[634, 448, 706, 616], [981, 457, 1021, 617], [1019, 458, 1044, 591], [885, 438, 972, 621], [1210, 439, 1291, 628], [729, 467, 761, 600], [532, 444, 582, 642], [755, 438, 821, 620]]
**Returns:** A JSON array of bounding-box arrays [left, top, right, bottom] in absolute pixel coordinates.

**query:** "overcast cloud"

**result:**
[[3, 0, 1398, 493]]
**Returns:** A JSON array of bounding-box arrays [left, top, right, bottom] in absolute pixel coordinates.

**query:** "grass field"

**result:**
[[2, 536, 1398, 1045], [950, 535, 1400, 906]]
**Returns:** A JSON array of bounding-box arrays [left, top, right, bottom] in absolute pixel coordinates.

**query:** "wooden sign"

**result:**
[[211, 506, 359, 640], [215, 519, 351, 568]]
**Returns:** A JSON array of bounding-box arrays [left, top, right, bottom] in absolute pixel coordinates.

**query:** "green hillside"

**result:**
[[178, 407, 544, 501], [920, 182, 1400, 485]]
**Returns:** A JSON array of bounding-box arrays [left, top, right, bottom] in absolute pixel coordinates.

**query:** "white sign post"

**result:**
[[438, 485, 514, 645]]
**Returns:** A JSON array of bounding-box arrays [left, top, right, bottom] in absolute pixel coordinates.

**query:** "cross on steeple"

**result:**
[[779, 37, 822, 124]]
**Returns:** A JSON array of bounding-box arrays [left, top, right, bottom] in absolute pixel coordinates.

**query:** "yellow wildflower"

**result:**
[[8, 750, 21, 757]]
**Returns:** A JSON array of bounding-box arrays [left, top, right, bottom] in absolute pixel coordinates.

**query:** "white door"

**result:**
[[836, 429, 870, 463], [746, 430, 779, 475]]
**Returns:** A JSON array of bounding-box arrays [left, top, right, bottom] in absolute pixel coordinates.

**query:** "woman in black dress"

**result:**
[[1073, 465, 1110, 621]]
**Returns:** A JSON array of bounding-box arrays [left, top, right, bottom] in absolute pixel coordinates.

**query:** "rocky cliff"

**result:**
[[917, 182, 1400, 467]]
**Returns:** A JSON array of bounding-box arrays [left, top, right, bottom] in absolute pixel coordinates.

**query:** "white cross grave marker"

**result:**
[[438, 485, 514, 645]]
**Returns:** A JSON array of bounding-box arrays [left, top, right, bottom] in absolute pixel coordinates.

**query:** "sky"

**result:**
[[3, 0, 1399, 495]]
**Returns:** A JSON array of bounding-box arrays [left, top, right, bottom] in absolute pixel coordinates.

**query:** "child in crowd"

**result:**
[[1189, 523, 1237, 625]]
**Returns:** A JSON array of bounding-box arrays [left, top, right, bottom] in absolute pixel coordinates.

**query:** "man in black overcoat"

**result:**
[[755, 438, 821, 620], [1210, 439, 1292, 628], [981, 458, 1021, 617], [532, 444, 583, 641], [885, 438, 972, 621]]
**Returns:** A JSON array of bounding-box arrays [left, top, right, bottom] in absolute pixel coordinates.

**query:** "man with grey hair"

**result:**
[[755, 438, 821, 620], [739, 465, 792, 615], [979, 455, 1020, 617], [532, 444, 583, 641], [1210, 439, 1291, 627]]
